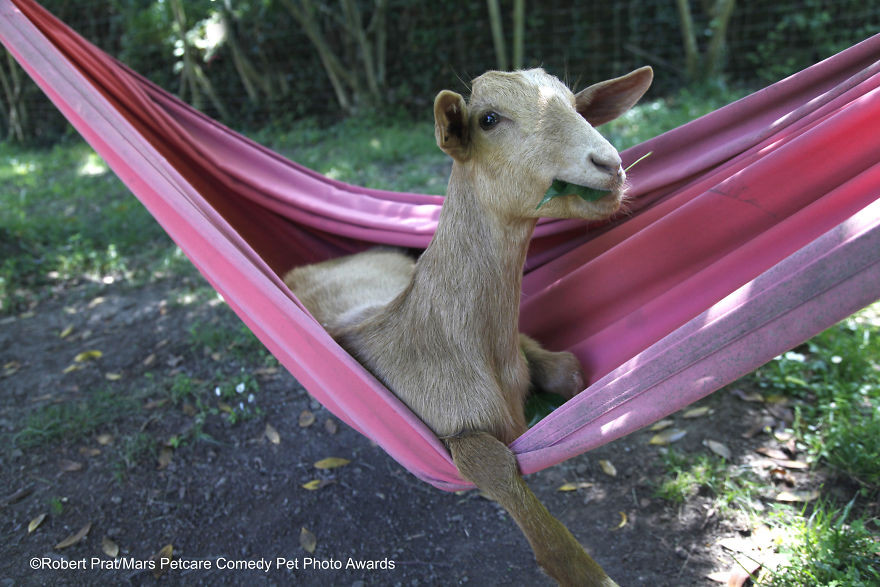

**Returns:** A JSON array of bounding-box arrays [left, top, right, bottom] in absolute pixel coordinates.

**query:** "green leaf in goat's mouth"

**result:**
[[536, 151, 653, 210]]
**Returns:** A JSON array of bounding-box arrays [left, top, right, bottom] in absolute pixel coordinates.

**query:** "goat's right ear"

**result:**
[[434, 90, 470, 161]]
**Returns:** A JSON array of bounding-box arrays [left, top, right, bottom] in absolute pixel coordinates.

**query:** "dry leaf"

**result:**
[[96, 434, 113, 445], [79, 447, 101, 457], [54, 522, 91, 550], [302, 479, 336, 491], [3, 360, 21, 377], [62, 364, 81, 374], [557, 481, 593, 492], [649, 419, 674, 432], [615, 511, 628, 529], [649, 428, 687, 445], [300, 527, 317, 553], [265, 423, 281, 444], [776, 490, 821, 503], [299, 410, 316, 428], [58, 459, 83, 472], [756, 447, 790, 460], [152, 544, 173, 578], [102, 535, 120, 558], [704, 440, 732, 460], [683, 406, 712, 419], [732, 388, 764, 403], [28, 513, 47, 534], [157, 447, 174, 470], [324, 419, 338, 434], [74, 350, 103, 363], [314, 457, 350, 470], [59, 324, 74, 339], [104, 372, 123, 381], [599, 459, 617, 477], [143, 353, 156, 367]]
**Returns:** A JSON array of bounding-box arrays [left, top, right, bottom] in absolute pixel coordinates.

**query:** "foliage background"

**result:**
[[2, 0, 879, 143]]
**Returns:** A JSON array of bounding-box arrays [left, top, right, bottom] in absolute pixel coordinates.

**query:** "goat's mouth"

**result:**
[[536, 178, 623, 210]]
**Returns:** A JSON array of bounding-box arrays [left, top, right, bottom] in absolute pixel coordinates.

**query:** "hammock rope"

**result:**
[[2, 0, 879, 490]]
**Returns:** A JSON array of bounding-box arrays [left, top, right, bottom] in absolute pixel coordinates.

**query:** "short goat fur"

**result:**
[[285, 65, 653, 586]]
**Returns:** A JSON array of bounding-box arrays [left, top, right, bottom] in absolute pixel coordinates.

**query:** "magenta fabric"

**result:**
[[3, 0, 879, 490]]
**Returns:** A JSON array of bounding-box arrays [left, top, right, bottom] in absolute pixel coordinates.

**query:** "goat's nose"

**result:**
[[590, 153, 623, 177]]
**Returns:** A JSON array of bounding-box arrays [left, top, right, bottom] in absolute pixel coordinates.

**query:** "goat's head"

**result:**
[[434, 66, 653, 221]]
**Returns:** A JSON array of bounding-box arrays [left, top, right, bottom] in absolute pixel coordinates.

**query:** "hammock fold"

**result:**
[[3, 0, 879, 490]]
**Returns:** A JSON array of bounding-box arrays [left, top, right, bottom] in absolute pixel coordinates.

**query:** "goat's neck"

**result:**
[[407, 164, 536, 351]]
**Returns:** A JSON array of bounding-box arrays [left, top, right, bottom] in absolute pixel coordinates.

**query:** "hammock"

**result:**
[[3, 0, 879, 491]]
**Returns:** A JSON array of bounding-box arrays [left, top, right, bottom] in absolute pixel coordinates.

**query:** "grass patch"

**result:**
[[13, 388, 138, 450], [764, 499, 880, 586], [655, 450, 761, 516], [752, 302, 880, 488]]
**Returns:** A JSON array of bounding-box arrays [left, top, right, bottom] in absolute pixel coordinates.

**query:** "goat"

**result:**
[[285, 66, 653, 586]]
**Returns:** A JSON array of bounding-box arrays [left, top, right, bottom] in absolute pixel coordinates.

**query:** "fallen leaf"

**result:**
[[732, 388, 764, 403], [755, 447, 790, 461], [649, 428, 687, 445], [775, 459, 809, 470], [704, 440, 732, 460], [102, 536, 119, 558], [314, 457, 350, 470], [74, 350, 102, 363], [615, 511, 628, 529], [599, 459, 617, 477], [265, 423, 281, 444], [54, 522, 91, 550], [62, 364, 81, 374], [28, 513, 47, 534], [3, 360, 21, 377], [58, 459, 83, 472], [96, 434, 113, 445], [300, 527, 317, 553], [683, 406, 712, 418], [557, 481, 594, 492], [143, 399, 167, 410], [649, 419, 675, 432], [218, 401, 233, 414], [776, 489, 821, 503], [302, 479, 336, 491], [79, 447, 101, 457], [104, 372, 123, 381], [59, 324, 74, 339], [157, 447, 173, 470], [324, 419, 338, 434], [299, 410, 316, 428], [152, 544, 173, 578], [143, 353, 156, 367]]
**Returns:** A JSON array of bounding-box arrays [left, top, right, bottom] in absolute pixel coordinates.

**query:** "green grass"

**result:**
[[752, 303, 880, 488], [764, 499, 880, 586], [13, 388, 138, 449]]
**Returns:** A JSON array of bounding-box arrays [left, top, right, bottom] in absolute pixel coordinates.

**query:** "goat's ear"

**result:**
[[575, 66, 653, 127], [434, 90, 470, 161]]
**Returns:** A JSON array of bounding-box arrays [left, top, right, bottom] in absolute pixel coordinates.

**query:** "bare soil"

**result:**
[[0, 273, 829, 586]]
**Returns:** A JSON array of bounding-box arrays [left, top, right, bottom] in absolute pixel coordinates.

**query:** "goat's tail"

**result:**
[[446, 431, 619, 587]]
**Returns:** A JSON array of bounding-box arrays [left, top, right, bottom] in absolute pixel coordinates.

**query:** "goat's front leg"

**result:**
[[519, 334, 585, 399], [447, 431, 618, 586]]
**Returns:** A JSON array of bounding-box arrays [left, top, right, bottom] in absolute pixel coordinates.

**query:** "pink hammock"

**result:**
[[3, 0, 879, 491]]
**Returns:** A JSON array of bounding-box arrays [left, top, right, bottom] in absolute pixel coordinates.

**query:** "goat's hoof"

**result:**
[[535, 351, 585, 399]]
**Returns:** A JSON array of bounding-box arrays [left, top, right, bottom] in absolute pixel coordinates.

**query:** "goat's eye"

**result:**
[[479, 111, 500, 130]]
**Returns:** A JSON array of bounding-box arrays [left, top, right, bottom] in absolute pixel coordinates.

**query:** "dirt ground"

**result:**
[[0, 272, 830, 586]]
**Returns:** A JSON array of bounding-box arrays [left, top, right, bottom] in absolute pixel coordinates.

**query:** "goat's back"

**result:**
[[283, 248, 414, 331]]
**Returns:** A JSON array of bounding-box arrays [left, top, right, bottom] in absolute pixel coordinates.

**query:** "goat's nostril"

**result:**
[[590, 154, 622, 176]]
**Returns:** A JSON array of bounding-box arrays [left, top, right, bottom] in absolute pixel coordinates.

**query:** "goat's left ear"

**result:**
[[434, 90, 470, 161], [576, 66, 653, 127]]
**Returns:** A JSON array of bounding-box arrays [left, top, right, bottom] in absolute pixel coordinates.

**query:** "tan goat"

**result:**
[[285, 66, 653, 586]]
